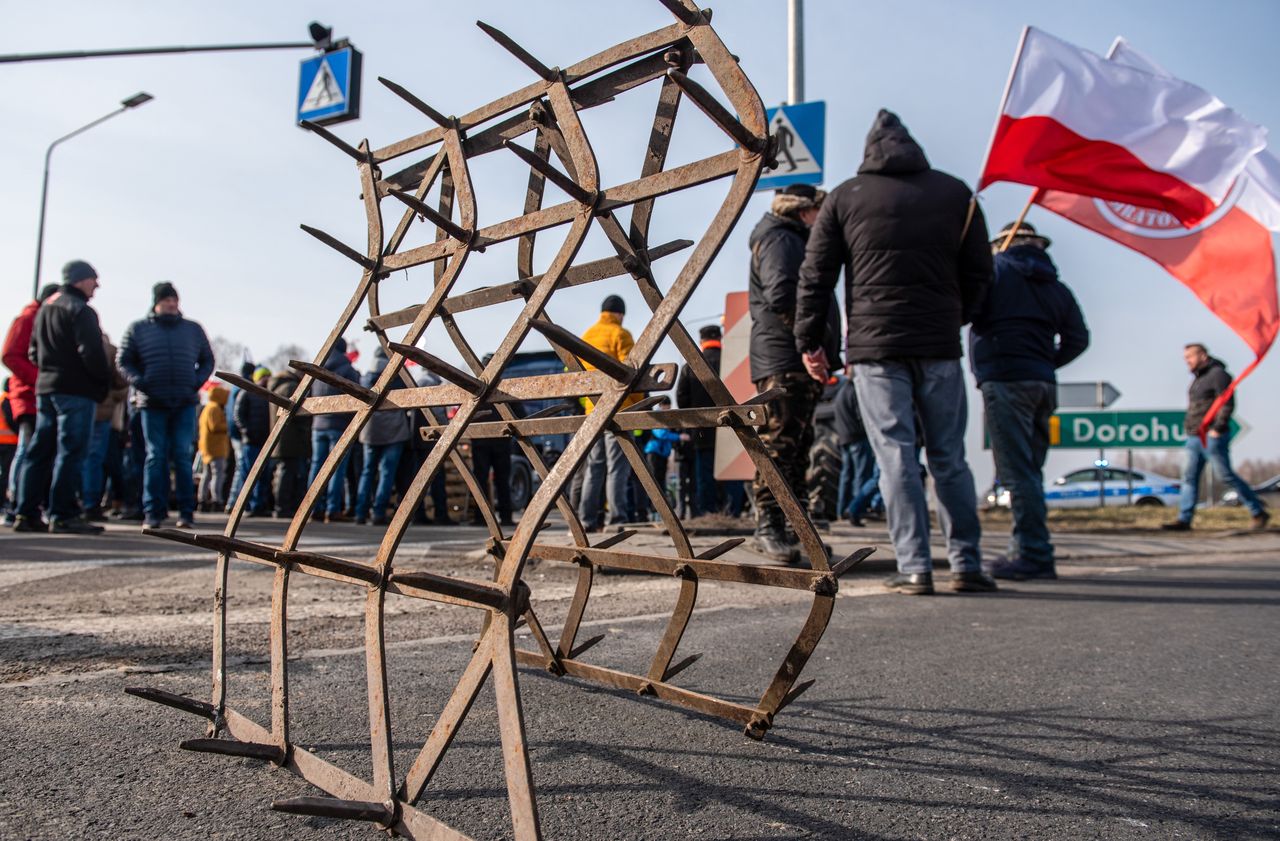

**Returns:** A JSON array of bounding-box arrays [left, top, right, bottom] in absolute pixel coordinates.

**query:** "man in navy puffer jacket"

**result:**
[[308, 337, 361, 522], [118, 282, 215, 529]]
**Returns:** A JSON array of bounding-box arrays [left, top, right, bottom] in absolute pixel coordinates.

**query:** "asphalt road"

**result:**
[[1, 518, 1277, 839]]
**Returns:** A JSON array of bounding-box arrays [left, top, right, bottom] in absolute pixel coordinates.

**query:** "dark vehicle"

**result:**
[[446, 350, 572, 518]]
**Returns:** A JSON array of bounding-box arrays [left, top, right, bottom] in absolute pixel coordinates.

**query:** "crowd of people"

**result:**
[[2, 110, 1266, 583]]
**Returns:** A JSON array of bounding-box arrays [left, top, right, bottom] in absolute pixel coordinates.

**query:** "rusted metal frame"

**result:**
[[512, 541, 833, 590], [381, 149, 739, 273], [555, 563, 595, 662], [518, 604, 563, 675], [629, 56, 689, 247], [378, 47, 691, 196], [218, 706, 472, 841], [366, 240, 692, 331], [371, 21, 688, 165], [490, 611, 541, 840], [399, 625, 497, 805], [511, 649, 757, 726], [300, 364, 676, 416], [646, 566, 698, 685]]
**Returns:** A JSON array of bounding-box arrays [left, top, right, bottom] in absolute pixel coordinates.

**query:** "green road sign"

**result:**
[[1050, 410, 1243, 449]]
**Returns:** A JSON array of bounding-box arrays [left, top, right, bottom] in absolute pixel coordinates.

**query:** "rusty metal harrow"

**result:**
[[127, 2, 870, 837]]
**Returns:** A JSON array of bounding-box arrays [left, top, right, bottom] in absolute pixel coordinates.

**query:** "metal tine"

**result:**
[[527, 320, 636, 383], [662, 653, 702, 682], [275, 549, 381, 584], [696, 537, 744, 560], [272, 796, 392, 823], [831, 546, 876, 577], [289, 360, 379, 403], [475, 21, 557, 82], [180, 738, 282, 762], [622, 394, 666, 412], [215, 370, 298, 413], [665, 69, 765, 153], [124, 687, 217, 721], [569, 634, 606, 659], [387, 189, 470, 243], [377, 76, 452, 128], [775, 679, 817, 714], [142, 527, 278, 562], [504, 141, 594, 205], [654, 0, 702, 25], [388, 341, 486, 396], [525, 402, 573, 420], [745, 387, 786, 405], [390, 569, 510, 611], [298, 119, 365, 162], [593, 529, 638, 550], [299, 224, 378, 271]]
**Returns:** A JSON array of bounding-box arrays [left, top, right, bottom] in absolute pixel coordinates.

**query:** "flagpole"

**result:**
[[998, 187, 1043, 251], [975, 25, 1032, 190]]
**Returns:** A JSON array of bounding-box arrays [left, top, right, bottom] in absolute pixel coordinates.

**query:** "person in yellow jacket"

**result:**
[[577, 295, 637, 528], [197, 385, 230, 512]]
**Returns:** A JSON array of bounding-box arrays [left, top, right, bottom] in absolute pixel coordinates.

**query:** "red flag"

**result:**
[[1035, 40, 1279, 439]]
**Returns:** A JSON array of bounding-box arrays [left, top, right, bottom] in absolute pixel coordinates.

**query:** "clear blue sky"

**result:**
[[3, 0, 1277, 489]]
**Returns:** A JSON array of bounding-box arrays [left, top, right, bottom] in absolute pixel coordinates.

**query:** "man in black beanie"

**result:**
[[12, 260, 110, 533], [118, 282, 214, 529]]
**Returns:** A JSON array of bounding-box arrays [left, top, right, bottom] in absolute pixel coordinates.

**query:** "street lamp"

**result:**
[[31, 91, 154, 299]]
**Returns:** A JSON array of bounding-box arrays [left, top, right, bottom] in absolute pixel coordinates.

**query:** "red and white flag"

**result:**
[[1034, 39, 1279, 437], [979, 27, 1267, 225]]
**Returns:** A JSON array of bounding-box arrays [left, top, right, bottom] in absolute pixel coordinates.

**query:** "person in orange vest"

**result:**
[[0, 378, 19, 511], [577, 295, 637, 529]]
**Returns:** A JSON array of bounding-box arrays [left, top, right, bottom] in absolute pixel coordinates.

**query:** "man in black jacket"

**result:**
[[308, 337, 361, 522], [971, 223, 1089, 580], [794, 110, 996, 595], [13, 260, 111, 534], [1163, 344, 1268, 531], [118, 282, 215, 529], [745, 184, 836, 563]]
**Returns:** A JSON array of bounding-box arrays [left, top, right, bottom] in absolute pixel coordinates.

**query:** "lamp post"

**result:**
[[32, 91, 153, 299]]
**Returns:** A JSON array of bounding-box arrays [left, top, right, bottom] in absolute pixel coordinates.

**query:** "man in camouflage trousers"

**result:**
[[746, 184, 839, 563]]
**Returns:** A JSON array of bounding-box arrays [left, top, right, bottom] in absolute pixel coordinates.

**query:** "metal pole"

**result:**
[[32, 98, 151, 299], [787, 0, 803, 104], [1097, 382, 1105, 509], [1, 41, 315, 64]]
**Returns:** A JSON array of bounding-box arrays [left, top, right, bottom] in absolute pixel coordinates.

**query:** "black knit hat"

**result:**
[[699, 324, 721, 341], [601, 294, 626, 314], [153, 281, 179, 306], [62, 260, 97, 284]]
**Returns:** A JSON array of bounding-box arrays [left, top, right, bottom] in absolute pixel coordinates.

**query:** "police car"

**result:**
[[993, 467, 1181, 509]]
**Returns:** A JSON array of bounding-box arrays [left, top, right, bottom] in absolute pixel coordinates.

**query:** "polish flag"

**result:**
[[1036, 39, 1279, 436], [979, 27, 1267, 226]]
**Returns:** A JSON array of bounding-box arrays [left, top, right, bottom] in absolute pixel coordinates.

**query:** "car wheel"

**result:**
[[510, 457, 534, 512], [1134, 496, 1164, 507]]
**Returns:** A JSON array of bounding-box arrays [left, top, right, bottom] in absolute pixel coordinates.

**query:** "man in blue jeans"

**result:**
[[308, 337, 361, 522], [795, 110, 997, 594], [14, 260, 112, 534], [1163, 344, 1269, 531], [970, 223, 1090, 580], [118, 282, 215, 530]]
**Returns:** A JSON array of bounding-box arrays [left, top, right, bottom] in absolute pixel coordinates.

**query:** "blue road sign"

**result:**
[[297, 46, 362, 126], [757, 100, 824, 191]]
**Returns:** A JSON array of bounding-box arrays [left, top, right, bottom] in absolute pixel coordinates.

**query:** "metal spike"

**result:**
[[696, 538, 744, 560], [390, 570, 510, 611], [475, 21, 557, 82], [662, 653, 702, 682], [527, 320, 635, 382], [388, 341, 486, 396], [504, 141, 594, 205], [275, 549, 381, 584], [299, 224, 378, 271], [377, 76, 452, 128], [272, 796, 391, 823], [289, 359, 379, 403], [745, 387, 787, 405], [621, 395, 667, 413], [831, 546, 876, 577], [593, 529, 638, 550], [776, 679, 817, 714], [180, 738, 282, 762], [124, 687, 217, 721], [298, 119, 364, 162], [665, 69, 764, 153], [525, 402, 574, 420], [569, 634, 606, 659], [387, 189, 470, 242], [654, 0, 701, 25], [215, 370, 298, 413]]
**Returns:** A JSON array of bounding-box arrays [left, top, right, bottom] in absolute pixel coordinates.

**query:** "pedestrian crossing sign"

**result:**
[[297, 46, 362, 126], [757, 101, 825, 191]]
